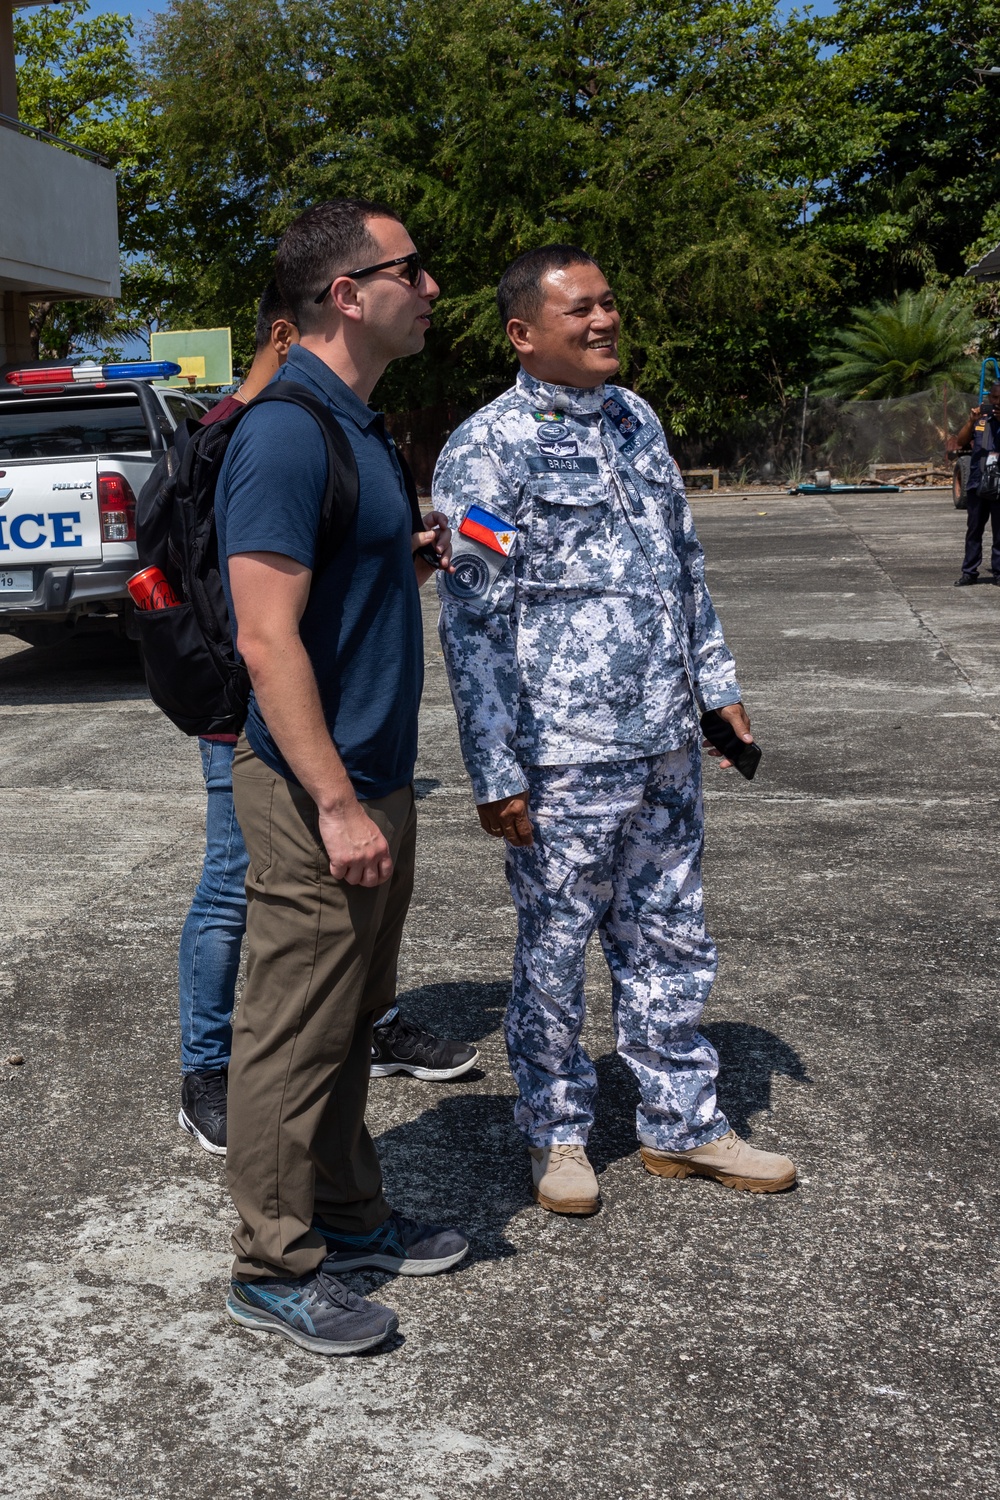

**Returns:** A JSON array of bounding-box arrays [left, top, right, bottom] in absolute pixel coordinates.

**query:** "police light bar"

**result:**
[[5, 360, 182, 388]]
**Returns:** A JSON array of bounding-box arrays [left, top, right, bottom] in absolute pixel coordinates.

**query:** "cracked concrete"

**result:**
[[1, 488, 998, 1499]]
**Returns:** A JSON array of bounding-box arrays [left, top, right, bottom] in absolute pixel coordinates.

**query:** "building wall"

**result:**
[[0, 128, 120, 367], [0, 128, 120, 300], [0, 1, 122, 367]]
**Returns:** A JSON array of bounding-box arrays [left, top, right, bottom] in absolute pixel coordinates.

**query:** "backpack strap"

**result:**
[[387, 437, 424, 533], [389, 436, 439, 567], [244, 382, 360, 573]]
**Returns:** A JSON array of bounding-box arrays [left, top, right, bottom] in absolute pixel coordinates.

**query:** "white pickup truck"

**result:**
[[0, 372, 208, 646]]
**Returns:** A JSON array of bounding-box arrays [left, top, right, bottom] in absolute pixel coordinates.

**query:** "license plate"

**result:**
[[0, 569, 33, 593]]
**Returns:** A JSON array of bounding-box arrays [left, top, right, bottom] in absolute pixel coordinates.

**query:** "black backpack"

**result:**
[[133, 382, 360, 736]]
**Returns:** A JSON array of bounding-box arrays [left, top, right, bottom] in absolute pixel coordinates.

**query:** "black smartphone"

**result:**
[[416, 525, 444, 570], [700, 710, 762, 781]]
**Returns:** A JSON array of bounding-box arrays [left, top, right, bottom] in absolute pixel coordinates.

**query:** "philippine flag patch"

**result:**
[[458, 504, 517, 557]]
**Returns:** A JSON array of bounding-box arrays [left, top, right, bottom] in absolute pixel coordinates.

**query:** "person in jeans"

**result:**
[[217, 201, 467, 1357], [178, 281, 478, 1156]]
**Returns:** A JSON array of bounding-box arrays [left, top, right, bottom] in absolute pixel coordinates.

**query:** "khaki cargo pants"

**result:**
[[227, 737, 416, 1281]]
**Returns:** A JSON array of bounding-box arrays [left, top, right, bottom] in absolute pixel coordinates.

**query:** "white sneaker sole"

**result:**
[[226, 1297, 396, 1355], [322, 1243, 469, 1276], [369, 1048, 480, 1082], [178, 1108, 227, 1157]]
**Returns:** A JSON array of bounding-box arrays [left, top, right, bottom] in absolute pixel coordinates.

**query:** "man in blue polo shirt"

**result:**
[[216, 199, 467, 1358]]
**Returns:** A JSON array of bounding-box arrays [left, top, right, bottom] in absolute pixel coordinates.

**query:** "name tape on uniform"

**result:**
[[526, 455, 599, 476]]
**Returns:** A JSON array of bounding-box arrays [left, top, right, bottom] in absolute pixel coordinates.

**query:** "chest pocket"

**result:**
[[629, 442, 681, 496], [526, 481, 615, 588]]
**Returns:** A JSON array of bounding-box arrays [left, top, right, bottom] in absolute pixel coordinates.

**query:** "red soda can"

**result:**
[[126, 566, 181, 611]]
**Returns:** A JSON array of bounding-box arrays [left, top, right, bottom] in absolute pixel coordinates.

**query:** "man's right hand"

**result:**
[[319, 800, 393, 885], [477, 793, 533, 846]]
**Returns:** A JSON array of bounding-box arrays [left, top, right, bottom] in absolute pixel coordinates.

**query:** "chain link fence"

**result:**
[[388, 386, 979, 491], [669, 386, 977, 486]]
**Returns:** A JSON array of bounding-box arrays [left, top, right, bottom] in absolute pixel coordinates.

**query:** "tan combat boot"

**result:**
[[640, 1130, 797, 1194], [529, 1144, 601, 1215]]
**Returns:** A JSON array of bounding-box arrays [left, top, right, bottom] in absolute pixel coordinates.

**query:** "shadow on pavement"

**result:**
[[394, 979, 509, 1046], [375, 1091, 525, 1267], [0, 631, 146, 705], [380, 988, 809, 1235], [704, 1021, 812, 1140], [589, 1022, 810, 1166]]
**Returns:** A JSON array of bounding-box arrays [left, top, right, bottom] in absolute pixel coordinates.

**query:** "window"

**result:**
[[164, 395, 208, 427], [0, 397, 151, 459]]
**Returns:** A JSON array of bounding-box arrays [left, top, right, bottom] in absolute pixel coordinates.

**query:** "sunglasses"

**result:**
[[313, 252, 423, 304]]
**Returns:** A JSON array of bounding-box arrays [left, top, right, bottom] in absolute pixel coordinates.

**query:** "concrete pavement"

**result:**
[[1, 488, 998, 1498]]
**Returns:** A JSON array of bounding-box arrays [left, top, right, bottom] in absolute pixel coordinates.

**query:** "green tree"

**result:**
[[140, 0, 310, 369], [809, 0, 1000, 302], [816, 287, 978, 399], [144, 0, 831, 433], [14, 0, 167, 358]]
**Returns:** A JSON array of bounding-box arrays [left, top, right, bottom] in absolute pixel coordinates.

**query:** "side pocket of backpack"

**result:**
[[133, 602, 233, 735]]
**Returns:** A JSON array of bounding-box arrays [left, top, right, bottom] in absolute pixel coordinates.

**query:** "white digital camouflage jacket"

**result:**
[[433, 367, 741, 804]]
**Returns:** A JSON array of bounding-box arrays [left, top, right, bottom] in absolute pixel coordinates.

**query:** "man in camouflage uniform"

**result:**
[[433, 245, 796, 1214]]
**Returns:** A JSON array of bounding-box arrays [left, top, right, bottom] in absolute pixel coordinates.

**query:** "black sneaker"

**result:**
[[316, 1211, 469, 1276], [178, 1069, 228, 1155], [370, 1009, 479, 1081], [227, 1268, 398, 1355], [955, 573, 979, 586]]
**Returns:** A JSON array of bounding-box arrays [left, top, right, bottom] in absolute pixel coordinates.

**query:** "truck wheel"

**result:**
[[954, 456, 972, 509]]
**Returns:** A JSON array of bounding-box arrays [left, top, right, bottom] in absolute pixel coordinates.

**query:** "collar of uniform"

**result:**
[[282, 344, 382, 430], [516, 366, 607, 417]]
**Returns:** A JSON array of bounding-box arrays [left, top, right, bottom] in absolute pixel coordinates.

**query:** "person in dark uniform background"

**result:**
[[955, 380, 1000, 586]]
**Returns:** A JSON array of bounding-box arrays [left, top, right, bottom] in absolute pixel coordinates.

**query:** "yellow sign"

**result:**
[[150, 328, 232, 388]]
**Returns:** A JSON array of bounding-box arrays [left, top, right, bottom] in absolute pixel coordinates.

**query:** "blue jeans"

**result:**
[[178, 739, 248, 1074]]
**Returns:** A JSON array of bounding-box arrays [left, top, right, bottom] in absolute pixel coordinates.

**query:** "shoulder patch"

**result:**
[[444, 505, 518, 607], [601, 390, 652, 458], [458, 504, 517, 557], [601, 394, 642, 438]]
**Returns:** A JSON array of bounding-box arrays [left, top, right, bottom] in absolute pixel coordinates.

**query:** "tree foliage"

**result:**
[[816, 288, 978, 399], [15, 0, 1000, 444], [143, 0, 831, 430], [14, 0, 167, 358], [809, 0, 1000, 300]]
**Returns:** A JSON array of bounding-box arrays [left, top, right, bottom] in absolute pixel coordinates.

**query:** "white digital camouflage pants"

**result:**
[[504, 744, 730, 1153]]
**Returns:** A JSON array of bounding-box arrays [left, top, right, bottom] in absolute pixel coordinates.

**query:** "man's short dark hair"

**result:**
[[254, 278, 294, 351], [496, 245, 600, 329], [276, 198, 402, 332]]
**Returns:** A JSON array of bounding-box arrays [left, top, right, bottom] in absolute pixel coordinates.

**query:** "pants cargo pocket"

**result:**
[[232, 766, 274, 885]]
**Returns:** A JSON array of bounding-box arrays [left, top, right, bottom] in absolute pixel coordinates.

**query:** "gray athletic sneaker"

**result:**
[[315, 1211, 469, 1276], [227, 1268, 398, 1355]]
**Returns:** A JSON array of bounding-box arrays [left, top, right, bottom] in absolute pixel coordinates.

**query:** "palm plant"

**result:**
[[816, 288, 978, 400]]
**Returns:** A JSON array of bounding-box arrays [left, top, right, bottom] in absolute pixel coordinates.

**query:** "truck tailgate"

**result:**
[[0, 457, 103, 568]]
